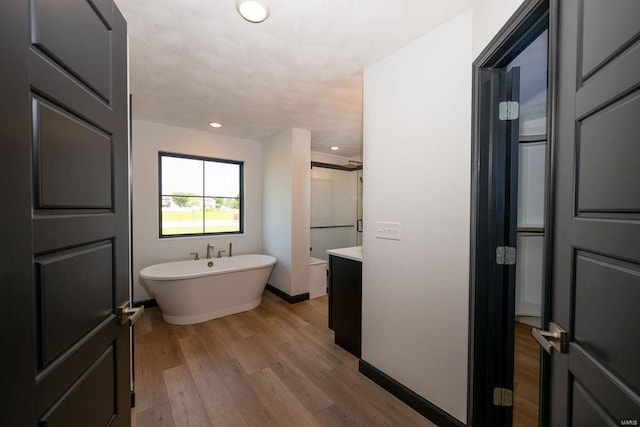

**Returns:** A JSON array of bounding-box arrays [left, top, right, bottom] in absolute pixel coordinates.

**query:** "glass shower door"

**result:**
[[310, 166, 358, 261]]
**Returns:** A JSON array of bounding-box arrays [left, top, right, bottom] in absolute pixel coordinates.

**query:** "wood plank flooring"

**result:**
[[513, 321, 541, 427], [131, 292, 434, 427]]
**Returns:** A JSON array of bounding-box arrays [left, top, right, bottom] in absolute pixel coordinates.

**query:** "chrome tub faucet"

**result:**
[[206, 244, 214, 259]]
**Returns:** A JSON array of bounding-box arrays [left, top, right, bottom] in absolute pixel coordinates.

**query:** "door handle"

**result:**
[[357, 219, 363, 232], [532, 322, 568, 354], [118, 302, 145, 325]]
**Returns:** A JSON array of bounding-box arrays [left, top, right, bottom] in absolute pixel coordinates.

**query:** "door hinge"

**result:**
[[499, 101, 519, 120], [493, 387, 513, 407], [496, 246, 516, 265]]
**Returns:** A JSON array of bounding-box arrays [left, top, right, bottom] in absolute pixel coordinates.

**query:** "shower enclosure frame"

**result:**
[[310, 161, 363, 259]]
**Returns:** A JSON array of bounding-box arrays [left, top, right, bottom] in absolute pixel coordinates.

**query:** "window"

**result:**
[[159, 152, 243, 237]]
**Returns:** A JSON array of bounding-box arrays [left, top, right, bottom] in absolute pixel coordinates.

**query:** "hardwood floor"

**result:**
[[131, 292, 434, 427], [513, 321, 541, 427]]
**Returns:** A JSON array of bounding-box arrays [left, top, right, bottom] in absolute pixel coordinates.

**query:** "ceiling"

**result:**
[[116, 0, 472, 158]]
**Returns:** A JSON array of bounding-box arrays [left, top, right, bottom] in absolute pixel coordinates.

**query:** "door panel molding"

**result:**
[[576, 42, 640, 120], [573, 250, 640, 389], [36, 242, 114, 367], [31, 0, 113, 101], [579, 0, 640, 80], [33, 97, 113, 209], [30, 49, 114, 129], [35, 317, 119, 416], [570, 343, 640, 422], [576, 89, 640, 215], [39, 346, 116, 426], [33, 213, 116, 254], [571, 379, 617, 426]]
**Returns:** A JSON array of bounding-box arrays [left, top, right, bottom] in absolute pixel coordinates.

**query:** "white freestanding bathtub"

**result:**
[[139, 254, 276, 325]]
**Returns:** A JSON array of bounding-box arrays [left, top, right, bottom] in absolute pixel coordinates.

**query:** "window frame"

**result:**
[[158, 151, 244, 238]]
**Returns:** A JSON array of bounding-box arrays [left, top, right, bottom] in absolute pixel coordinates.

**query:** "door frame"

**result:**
[[468, 0, 558, 425], [0, 0, 35, 424]]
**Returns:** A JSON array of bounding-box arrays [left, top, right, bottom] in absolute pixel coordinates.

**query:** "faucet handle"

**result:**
[[216, 250, 226, 258], [205, 243, 214, 259], [190, 252, 200, 260]]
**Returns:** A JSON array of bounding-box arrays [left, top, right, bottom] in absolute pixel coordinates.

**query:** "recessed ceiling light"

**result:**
[[330, 146, 339, 151], [236, 0, 270, 23], [208, 122, 223, 128]]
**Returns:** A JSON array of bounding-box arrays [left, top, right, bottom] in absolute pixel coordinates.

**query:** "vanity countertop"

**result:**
[[326, 246, 362, 262]]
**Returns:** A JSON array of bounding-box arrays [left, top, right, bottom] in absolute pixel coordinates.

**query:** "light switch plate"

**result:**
[[375, 221, 401, 240]]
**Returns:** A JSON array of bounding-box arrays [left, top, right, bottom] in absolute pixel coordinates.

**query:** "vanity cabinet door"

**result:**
[[329, 255, 362, 358]]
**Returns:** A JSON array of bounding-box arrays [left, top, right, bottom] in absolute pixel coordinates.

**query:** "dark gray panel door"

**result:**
[[550, 0, 640, 425], [0, 0, 130, 425]]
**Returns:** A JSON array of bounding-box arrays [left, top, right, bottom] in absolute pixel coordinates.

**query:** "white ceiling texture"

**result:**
[[117, 0, 472, 158]]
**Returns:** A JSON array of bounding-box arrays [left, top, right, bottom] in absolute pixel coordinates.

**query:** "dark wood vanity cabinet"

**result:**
[[328, 255, 362, 358]]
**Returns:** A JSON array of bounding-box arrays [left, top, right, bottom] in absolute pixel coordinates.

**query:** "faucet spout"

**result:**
[[206, 244, 214, 259]]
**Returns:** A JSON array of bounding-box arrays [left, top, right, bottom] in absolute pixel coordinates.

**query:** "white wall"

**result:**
[[262, 130, 292, 294], [131, 120, 263, 302], [361, 1, 530, 423], [291, 129, 312, 295], [262, 128, 311, 296], [362, 10, 472, 423]]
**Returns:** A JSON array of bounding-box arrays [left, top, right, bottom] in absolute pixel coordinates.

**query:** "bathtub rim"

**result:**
[[139, 254, 276, 281]]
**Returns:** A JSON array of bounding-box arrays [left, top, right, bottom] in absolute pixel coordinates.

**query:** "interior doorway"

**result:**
[[472, 1, 640, 425], [469, 1, 553, 426]]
